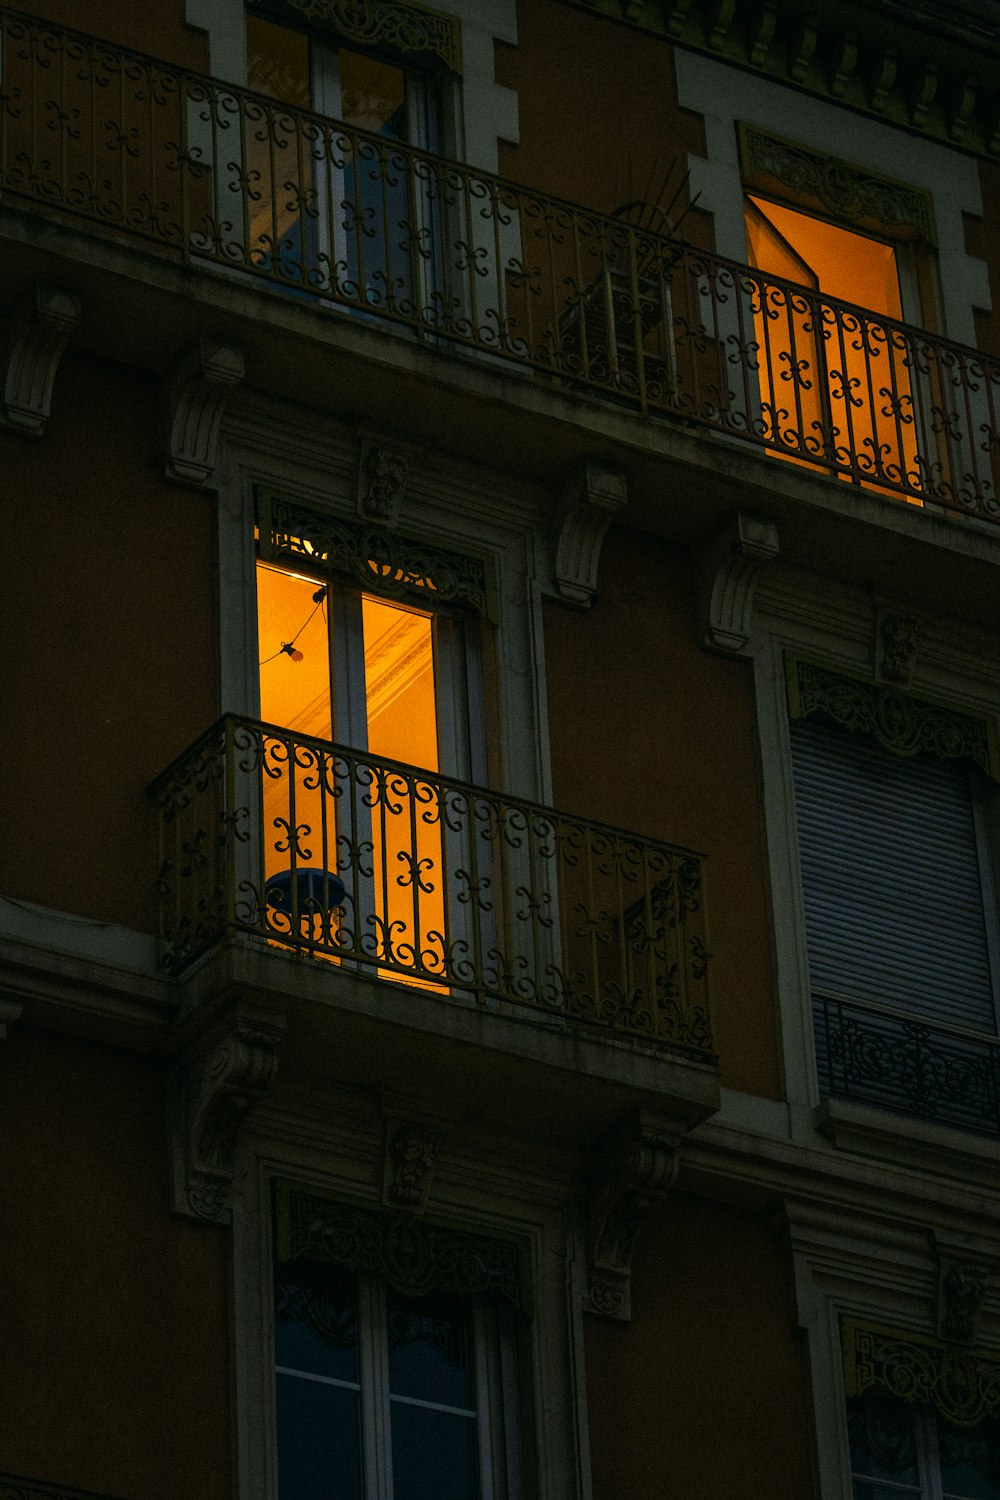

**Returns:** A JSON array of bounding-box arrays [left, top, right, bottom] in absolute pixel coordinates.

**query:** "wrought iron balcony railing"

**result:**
[[151, 718, 713, 1058], [3, 8, 1000, 518], [815, 990, 1000, 1138]]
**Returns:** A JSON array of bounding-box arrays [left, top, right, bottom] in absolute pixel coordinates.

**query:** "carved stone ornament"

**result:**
[[356, 440, 410, 525], [786, 656, 1000, 780], [695, 510, 779, 655], [274, 1182, 530, 1314], [383, 1123, 439, 1212], [937, 1256, 993, 1344], [843, 1317, 1000, 1428], [875, 605, 923, 687], [552, 460, 627, 609], [171, 1006, 286, 1223], [274, 0, 461, 72], [0, 998, 22, 1041], [585, 1112, 682, 1322], [0, 283, 82, 437], [161, 336, 244, 491], [257, 487, 495, 619]]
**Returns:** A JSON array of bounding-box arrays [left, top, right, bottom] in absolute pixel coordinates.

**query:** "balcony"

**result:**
[[2, 8, 1000, 522], [151, 717, 713, 1067]]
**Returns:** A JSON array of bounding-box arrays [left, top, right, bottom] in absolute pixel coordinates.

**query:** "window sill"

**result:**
[[815, 1096, 1000, 1182]]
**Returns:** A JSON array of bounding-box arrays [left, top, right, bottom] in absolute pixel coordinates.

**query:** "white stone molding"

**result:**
[[552, 461, 627, 609], [161, 336, 245, 491], [0, 998, 22, 1040], [696, 510, 779, 654], [585, 1111, 682, 1322], [171, 1005, 286, 1223], [0, 283, 82, 437]]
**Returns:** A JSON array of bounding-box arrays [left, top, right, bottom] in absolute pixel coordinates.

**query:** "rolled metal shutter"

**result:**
[[789, 717, 998, 1035]]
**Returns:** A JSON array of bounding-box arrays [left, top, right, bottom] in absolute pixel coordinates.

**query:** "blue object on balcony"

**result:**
[[265, 867, 347, 912]]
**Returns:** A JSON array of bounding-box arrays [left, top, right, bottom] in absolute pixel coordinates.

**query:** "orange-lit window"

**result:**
[[256, 560, 483, 987], [744, 195, 923, 498]]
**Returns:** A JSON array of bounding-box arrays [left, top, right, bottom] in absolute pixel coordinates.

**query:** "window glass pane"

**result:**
[[386, 1287, 476, 1409], [276, 1370, 364, 1500], [257, 563, 332, 740], [390, 1402, 481, 1500], [362, 595, 438, 769], [848, 1393, 921, 1487], [246, 13, 311, 106], [339, 49, 408, 138], [940, 1413, 1000, 1498], [275, 1259, 360, 1384]]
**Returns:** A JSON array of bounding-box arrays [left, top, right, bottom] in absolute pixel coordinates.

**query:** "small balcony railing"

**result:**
[[815, 990, 1000, 1138], [3, 8, 1000, 520], [150, 718, 713, 1058]]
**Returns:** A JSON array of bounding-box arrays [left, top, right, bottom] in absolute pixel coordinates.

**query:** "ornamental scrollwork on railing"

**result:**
[[786, 657, 1000, 780], [843, 1318, 1000, 1428], [739, 124, 937, 242], [260, 0, 462, 72], [274, 1182, 530, 1314], [256, 489, 492, 618]]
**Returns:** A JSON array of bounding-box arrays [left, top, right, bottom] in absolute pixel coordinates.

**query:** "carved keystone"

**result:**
[[161, 336, 244, 490], [171, 1006, 286, 1223], [696, 510, 779, 655], [874, 603, 923, 687], [933, 1239, 995, 1344], [379, 1086, 459, 1215], [0, 998, 23, 1041], [553, 461, 627, 608], [356, 434, 415, 526], [0, 283, 82, 436], [585, 1112, 682, 1321]]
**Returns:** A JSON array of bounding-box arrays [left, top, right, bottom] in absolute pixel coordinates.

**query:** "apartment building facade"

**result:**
[[2, 0, 1000, 1497]]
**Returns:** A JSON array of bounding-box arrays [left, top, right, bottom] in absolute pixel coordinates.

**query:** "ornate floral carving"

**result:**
[[938, 1259, 992, 1344], [275, 1184, 529, 1313], [586, 1113, 682, 1322], [843, 1318, 1000, 1427], [171, 1008, 286, 1222], [257, 489, 492, 618], [386, 1124, 439, 1210], [276, 0, 461, 72], [875, 607, 923, 687], [552, 460, 627, 609], [696, 510, 779, 655], [161, 337, 244, 491], [0, 282, 82, 437], [357, 441, 410, 524], [739, 124, 936, 241], [786, 657, 1000, 779]]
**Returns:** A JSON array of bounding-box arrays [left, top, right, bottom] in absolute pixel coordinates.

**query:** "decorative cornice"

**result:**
[[585, 1111, 682, 1322], [696, 510, 779, 655], [843, 1317, 1000, 1426], [161, 336, 244, 491], [274, 1182, 530, 1313], [786, 656, 1000, 779], [559, 0, 1000, 162], [276, 0, 462, 72], [0, 1477, 126, 1500], [0, 283, 82, 437], [171, 1006, 286, 1222], [552, 461, 628, 609], [256, 487, 494, 618], [739, 124, 937, 242]]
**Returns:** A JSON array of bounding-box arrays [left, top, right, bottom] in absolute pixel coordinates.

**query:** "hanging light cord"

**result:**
[[258, 593, 326, 667]]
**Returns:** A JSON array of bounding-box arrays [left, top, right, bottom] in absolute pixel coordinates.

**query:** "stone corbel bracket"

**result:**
[[0, 998, 23, 1041], [585, 1111, 683, 1322], [171, 1005, 286, 1224], [0, 283, 82, 437], [933, 1234, 995, 1344], [552, 460, 628, 608], [355, 429, 422, 526], [161, 336, 244, 491], [696, 510, 779, 655]]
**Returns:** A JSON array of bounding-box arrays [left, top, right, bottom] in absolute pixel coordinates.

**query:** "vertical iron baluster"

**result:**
[[407, 770, 422, 977]]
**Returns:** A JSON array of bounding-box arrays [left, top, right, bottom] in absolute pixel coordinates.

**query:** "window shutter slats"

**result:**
[[789, 718, 997, 1035]]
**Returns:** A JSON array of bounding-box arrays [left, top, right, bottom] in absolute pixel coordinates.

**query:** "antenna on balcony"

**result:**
[[612, 154, 701, 241]]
